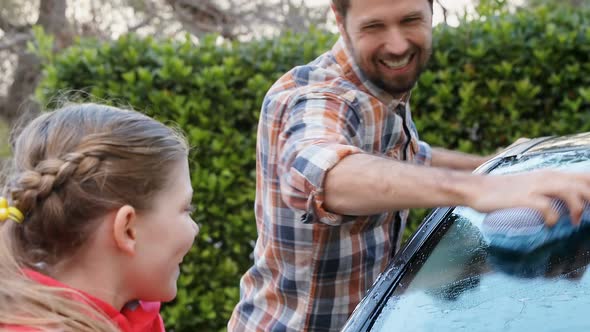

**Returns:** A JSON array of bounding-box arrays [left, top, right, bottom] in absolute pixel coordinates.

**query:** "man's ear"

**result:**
[[331, 3, 347, 37], [112, 205, 138, 255]]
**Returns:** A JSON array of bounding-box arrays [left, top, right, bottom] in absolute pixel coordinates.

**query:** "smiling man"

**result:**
[[337, 0, 433, 97], [228, 0, 590, 331]]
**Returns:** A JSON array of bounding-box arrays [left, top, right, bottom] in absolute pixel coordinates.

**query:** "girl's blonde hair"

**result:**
[[0, 103, 188, 331]]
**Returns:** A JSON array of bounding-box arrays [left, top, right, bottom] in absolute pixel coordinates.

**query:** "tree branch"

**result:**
[[0, 15, 14, 32], [0, 14, 32, 33], [128, 15, 156, 32], [0, 33, 31, 51], [1, 0, 70, 125], [435, 0, 449, 24]]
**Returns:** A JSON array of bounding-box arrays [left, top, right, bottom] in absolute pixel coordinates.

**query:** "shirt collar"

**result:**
[[331, 37, 409, 110]]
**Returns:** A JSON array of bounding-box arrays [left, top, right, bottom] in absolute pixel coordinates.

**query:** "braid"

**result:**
[[12, 152, 103, 215], [8, 150, 105, 264]]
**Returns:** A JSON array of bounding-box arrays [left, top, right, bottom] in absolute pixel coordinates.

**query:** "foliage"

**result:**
[[524, 0, 589, 9], [412, 4, 590, 155], [35, 3, 590, 331]]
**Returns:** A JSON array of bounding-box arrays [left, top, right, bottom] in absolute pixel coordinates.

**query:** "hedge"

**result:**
[[412, 4, 590, 152], [34, 4, 590, 331]]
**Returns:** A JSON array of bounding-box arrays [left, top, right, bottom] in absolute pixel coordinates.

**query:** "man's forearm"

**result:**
[[323, 151, 590, 226], [431, 147, 489, 171], [323, 153, 484, 216]]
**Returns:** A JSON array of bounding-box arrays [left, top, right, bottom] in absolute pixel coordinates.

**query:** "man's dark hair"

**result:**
[[332, 0, 434, 18]]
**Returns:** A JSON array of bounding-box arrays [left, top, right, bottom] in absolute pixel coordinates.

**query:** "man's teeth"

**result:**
[[382, 55, 411, 69]]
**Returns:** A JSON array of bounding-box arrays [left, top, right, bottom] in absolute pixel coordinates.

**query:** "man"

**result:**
[[228, 0, 590, 331]]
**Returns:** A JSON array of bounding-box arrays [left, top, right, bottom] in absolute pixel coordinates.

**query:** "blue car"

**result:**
[[342, 132, 590, 332]]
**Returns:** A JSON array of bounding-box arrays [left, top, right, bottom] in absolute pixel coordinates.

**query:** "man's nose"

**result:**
[[383, 27, 410, 56]]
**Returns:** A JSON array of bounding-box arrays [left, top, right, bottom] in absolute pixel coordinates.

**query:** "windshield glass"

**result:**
[[371, 149, 590, 331]]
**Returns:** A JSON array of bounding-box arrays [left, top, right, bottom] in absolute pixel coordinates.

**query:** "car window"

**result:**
[[370, 149, 590, 331]]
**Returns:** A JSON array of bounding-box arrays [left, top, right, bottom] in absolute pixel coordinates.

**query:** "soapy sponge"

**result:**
[[482, 200, 590, 253]]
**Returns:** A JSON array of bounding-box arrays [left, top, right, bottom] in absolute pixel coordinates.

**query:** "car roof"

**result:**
[[498, 132, 590, 159], [524, 132, 590, 155]]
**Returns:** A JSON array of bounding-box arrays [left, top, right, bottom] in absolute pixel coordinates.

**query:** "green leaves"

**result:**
[[414, 3, 590, 156], [28, 25, 55, 62]]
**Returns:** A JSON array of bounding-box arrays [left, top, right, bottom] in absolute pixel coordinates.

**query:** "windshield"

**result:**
[[371, 148, 590, 331]]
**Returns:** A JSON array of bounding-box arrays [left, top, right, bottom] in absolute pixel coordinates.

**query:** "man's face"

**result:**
[[335, 0, 433, 97]]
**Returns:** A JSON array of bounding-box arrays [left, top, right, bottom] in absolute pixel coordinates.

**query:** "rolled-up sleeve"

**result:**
[[278, 95, 363, 226], [416, 140, 432, 166]]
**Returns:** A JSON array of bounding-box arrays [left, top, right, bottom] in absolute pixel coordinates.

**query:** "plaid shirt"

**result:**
[[228, 38, 432, 332]]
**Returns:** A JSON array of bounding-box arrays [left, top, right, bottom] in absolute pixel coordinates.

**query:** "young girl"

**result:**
[[0, 103, 199, 331]]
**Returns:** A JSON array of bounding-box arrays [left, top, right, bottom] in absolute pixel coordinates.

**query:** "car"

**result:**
[[342, 132, 590, 332]]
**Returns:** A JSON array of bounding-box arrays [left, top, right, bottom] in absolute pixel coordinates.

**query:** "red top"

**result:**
[[4, 269, 165, 332]]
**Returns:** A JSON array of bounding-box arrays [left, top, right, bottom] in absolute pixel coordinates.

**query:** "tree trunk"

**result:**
[[1, 0, 72, 126], [2, 54, 41, 125]]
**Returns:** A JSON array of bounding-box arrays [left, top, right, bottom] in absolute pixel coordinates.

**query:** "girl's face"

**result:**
[[127, 159, 199, 302]]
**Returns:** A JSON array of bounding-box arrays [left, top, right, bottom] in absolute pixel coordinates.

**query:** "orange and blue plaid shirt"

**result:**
[[228, 38, 432, 332]]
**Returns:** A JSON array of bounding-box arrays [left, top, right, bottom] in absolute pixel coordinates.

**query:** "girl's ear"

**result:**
[[112, 205, 138, 255]]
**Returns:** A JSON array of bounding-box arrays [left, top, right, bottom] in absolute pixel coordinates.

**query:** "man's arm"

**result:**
[[324, 153, 590, 226], [430, 138, 532, 171], [431, 147, 489, 171]]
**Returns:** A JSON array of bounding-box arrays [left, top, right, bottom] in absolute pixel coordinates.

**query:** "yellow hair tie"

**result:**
[[0, 197, 24, 224]]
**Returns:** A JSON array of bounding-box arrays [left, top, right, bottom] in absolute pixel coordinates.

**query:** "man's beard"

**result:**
[[369, 56, 428, 96], [361, 49, 431, 96]]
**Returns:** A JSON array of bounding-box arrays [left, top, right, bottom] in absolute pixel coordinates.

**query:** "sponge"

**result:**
[[482, 200, 590, 253]]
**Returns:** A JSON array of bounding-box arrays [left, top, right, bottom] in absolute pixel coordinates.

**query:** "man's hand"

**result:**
[[431, 148, 490, 171], [469, 170, 590, 226], [431, 138, 531, 172]]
